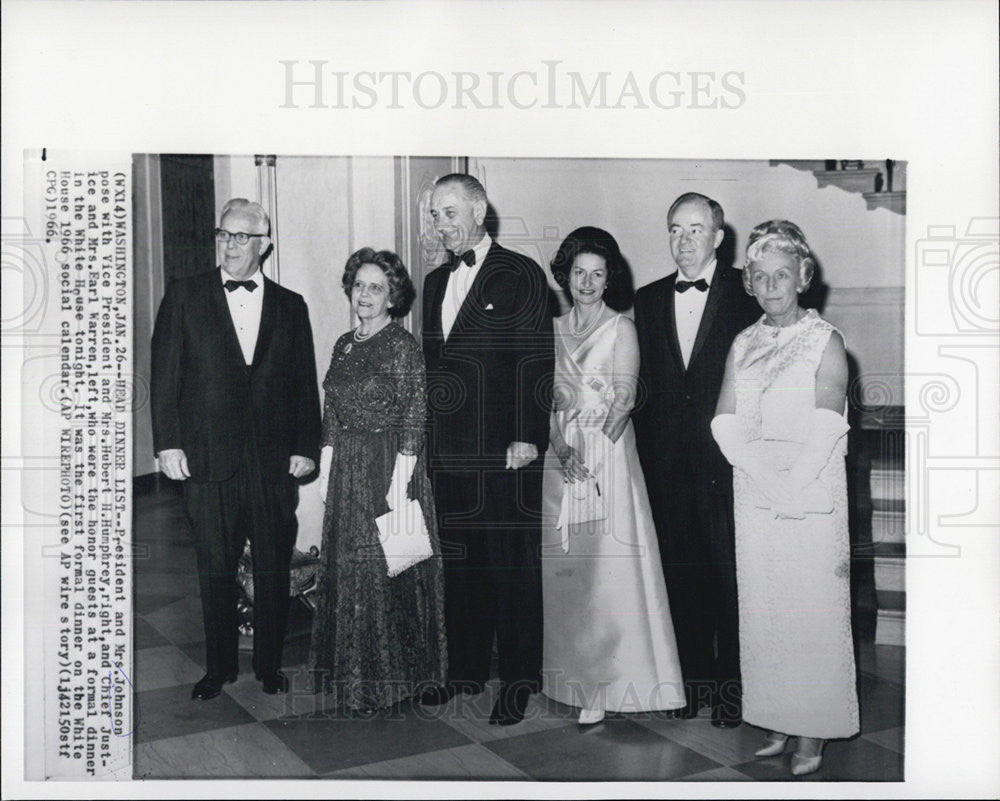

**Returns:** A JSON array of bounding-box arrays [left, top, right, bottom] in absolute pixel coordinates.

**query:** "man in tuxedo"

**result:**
[[419, 174, 554, 725], [150, 198, 321, 701], [632, 192, 759, 727]]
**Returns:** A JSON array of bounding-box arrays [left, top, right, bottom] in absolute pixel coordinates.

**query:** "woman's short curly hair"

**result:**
[[742, 219, 815, 295], [342, 247, 416, 318], [549, 226, 634, 311]]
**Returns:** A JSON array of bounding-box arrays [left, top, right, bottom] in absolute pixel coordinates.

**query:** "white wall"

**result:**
[[472, 157, 905, 405]]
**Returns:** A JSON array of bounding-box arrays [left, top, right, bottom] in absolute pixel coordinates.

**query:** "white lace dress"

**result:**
[[730, 309, 859, 739]]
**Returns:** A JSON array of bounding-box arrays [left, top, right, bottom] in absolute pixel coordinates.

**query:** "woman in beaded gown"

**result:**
[[712, 221, 859, 777], [309, 247, 447, 714], [541, 227, 685, 725]]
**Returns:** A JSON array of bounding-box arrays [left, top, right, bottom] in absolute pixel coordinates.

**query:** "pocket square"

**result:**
[[484, 303, 494, 310]]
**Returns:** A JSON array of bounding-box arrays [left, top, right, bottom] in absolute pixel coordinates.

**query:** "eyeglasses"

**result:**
[[215, 228, 266, 246]]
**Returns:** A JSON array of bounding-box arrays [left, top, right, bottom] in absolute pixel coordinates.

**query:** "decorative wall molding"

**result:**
[[255, 154, 280, 283], [823, 286, 904, 308]]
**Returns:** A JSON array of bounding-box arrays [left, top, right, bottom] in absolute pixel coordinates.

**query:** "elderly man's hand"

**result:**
[[505, 441, 538, 470], [158, 449, 190, 481], [289, 455, 316, 479]]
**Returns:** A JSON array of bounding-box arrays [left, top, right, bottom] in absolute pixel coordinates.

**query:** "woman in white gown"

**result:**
[[541, 227, 685, 725], [712, 221, 859, 777]]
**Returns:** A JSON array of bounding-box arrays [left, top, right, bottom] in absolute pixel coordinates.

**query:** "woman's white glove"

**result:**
[[386, 452, 417, 511], [786, 408, 849, 492], [711, 414, 795, 510], [318, 445, 333, 504]]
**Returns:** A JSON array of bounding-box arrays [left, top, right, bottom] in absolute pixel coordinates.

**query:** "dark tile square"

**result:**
[[134, 683, 257, 744], [858, 672, 905, 734], [134, 539, 199, 574], [133, 570, 201, 598], [134, 593, 185, 617], [263, 702, 474, 775], [143, 596, 206, 645], [134, 616, 171, 649], [133, 506, 192, 542], [732, 735, 903, 781], [484, 718, 722, 780]]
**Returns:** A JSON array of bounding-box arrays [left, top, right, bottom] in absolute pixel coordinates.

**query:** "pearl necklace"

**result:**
[[353, 318, 390, 343], [569, 301, 606, 338]]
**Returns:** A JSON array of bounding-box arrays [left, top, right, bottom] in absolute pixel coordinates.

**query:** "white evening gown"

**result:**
[[731, 309, 859, 738], [541, 314, 685, 713]]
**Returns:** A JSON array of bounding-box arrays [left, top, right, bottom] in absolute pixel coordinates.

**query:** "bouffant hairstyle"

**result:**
[[549, 226, 634, 311], [341, 247, 416, 318], [742, 219, 815, 294]]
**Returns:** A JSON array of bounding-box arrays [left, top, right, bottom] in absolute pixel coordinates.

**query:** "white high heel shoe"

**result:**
[[790, 738, 825, 776], [578, 708, 605, 725], [754, 732, 789, 757]]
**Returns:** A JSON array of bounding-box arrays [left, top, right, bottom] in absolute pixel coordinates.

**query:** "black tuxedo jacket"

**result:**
[[422, 241, 553, 464], [150, 269, 321, 482], [632, 266, 760, 477]]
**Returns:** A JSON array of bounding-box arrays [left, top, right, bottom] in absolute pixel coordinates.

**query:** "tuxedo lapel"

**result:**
[[251, 277, 278, 369], [662, 274, 685, 374], [210, 270, 251, 370], [450, 241, 499, 336], [687, 269, 725, 369], [427, 266, 448, 339]]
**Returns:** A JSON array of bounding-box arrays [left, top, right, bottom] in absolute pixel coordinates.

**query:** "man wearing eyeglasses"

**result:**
[[150, 198, 321, 701]]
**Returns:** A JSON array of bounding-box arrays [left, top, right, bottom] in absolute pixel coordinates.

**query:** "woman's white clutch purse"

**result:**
[[555, 474, 607, 553], [375, 499, 434, 577]]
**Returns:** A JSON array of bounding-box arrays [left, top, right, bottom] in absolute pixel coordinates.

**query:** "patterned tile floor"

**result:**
[[132, 485, 904, 781]]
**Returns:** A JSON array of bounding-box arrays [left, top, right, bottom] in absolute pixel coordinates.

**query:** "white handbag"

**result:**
[[375, 499, 434, 577]]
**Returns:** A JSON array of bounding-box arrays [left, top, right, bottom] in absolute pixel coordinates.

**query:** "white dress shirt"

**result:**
[[221, 267, 264, 365], [441, 234, 493, 340], [674, 259, 717, 368]]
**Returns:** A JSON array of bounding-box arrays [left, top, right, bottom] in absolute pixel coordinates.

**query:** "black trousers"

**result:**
[[431, 465, 543, 689], [182, 443, 298, 679], [650, 457, 742, 716]]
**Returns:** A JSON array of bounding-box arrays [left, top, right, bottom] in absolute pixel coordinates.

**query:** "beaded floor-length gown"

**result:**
[[309, 322, 447, 711]]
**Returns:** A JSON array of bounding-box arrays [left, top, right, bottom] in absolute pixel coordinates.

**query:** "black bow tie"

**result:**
[[224, 279, 258, 293], [446, 249, 476, 271], [675, 278, 709, 293]]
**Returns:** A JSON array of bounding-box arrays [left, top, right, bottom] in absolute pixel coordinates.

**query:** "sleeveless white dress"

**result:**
[[541, 313, 685, 713], [731, 309, 859, 738]]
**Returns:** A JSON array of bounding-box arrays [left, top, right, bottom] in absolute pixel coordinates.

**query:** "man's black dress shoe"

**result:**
[[665, 706, 698, 720], [489, 683, 531, 726], [418, 682, 484, 706], [259, 672, 289, 695], [191, 672, 237, 700]]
